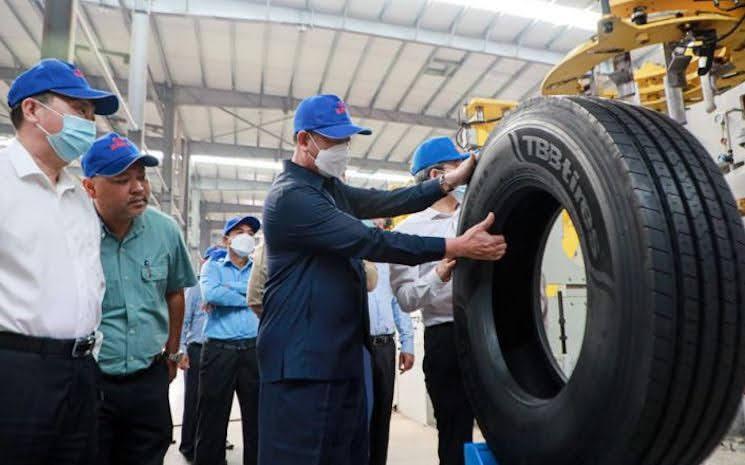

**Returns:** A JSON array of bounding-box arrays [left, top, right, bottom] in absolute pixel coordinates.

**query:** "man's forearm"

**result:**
[[166, 290, 185, 354]]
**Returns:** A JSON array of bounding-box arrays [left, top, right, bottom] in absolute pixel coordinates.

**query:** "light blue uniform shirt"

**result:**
[[180, 284, 208, 352], [367, 262, 414, 354], [200, 256, 259, 340]]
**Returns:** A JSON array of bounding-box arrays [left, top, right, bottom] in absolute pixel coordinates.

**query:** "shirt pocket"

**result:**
[[141, 261, 168, 305]]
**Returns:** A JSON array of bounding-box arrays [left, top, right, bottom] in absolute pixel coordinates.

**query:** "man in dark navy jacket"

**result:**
[[258, 94, 507, 465]]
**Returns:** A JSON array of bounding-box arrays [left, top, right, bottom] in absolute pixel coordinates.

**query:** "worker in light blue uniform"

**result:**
[[195, 216, 260, 465]]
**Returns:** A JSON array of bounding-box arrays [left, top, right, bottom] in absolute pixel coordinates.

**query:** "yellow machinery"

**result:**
[[454, 1, 745, 212], [542, 0, 745, 108], [634, 60, 704, 112], [455, 98, 518, 151]]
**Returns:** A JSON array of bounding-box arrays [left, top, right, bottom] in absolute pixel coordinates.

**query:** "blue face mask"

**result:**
[[34, 100, 96, 163], [452, 184, 467, 204]]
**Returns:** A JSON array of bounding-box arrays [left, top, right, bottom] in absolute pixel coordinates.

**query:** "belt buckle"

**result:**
[[72, 334, 95, 358]]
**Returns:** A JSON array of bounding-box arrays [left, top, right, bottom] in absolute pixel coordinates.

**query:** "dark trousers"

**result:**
[[180, 342, 203, 460], [98, 358, 173, 465], [195, 338, 259, 465], [423, 323, 474, 465], [368, 337, 396, 465], [0, 347, 99, 465], [258, 377, 369, 465]]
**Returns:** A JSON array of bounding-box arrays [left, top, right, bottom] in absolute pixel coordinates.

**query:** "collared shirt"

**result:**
[[98, 207, 196, 375], [200, 255, 259, 341], [367, 262, 414, 354], [390, 206, 460, 327], [180, 283, 208, 351], [259, 160, 446, 382], [0, 138, 104, 339]]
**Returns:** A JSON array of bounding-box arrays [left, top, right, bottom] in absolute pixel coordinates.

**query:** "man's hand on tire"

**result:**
[[443, 152, 477, 189], [445, 212, 507, 261]]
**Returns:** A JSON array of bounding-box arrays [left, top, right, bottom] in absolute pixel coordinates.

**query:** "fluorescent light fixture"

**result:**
[[346, 169, 412, 184], [190, 155, 412, 183], [439, 0, 600, 31], [191, 155, 283, 171]]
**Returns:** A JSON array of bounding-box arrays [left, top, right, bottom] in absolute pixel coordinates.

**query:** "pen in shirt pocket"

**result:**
[[144, 259, 152, 279]]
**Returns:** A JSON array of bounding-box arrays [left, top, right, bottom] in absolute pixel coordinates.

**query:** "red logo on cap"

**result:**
[[110, 137, 128, 151], [336, 101, 347, 115], [73, 68, 85, 78]]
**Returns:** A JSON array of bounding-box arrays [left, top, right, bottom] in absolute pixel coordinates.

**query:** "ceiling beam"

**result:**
[[193, 177, 274, 191], [172, 85, 456, 129], [85, 0, 563, 65], [201, 201, 263, 214], [189, 140, 411, 172], [0, 65, 455, 130]]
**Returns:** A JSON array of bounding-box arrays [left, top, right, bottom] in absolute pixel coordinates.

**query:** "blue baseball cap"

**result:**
[[223, 215, 261, 236], [410, 136, 470, 175], [203, 246, 226, 260], [7, 59, 119, 115], [294, 94, 372, 139], [81, 133, 159, 177]]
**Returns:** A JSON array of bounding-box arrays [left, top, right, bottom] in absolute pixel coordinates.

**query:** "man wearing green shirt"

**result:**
[[82, 133, 197, 465]]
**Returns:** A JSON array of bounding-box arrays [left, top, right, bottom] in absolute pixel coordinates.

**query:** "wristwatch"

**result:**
[[438, 174, 455, 193], [166, 351, 183, 363]]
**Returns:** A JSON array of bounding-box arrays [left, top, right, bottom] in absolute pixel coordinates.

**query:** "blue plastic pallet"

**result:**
[[464, 443, 500, 465]]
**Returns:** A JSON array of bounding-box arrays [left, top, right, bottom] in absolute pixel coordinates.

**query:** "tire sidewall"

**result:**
[[454, 98, 654, 464]]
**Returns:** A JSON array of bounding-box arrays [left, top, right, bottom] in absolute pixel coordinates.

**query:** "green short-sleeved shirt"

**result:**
[[98, 207, 197, 375]]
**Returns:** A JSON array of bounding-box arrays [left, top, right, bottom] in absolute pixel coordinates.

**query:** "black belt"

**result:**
[[0, 331, 95, 359], [206, 337, 256, 350], [188, 341, 203, 349], [368, 334, 395, 346]]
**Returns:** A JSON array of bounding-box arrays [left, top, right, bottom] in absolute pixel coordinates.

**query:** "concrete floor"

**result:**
[[165, 372, 745, 465]]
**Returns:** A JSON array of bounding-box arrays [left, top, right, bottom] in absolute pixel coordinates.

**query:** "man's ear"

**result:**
[[21, 98, 43, 125], [297, 131, 310, 150], [429, 167, 441, 180], [81, 178, 96, 199]]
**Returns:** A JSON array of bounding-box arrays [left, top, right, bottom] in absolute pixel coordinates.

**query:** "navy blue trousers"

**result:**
[[258, 377, 368, 465]]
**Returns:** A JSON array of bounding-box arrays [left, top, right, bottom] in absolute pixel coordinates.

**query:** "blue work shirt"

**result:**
[[200, 255, 259, 341], [179, 284, 208, 352], [259, 160, 446, 382], [367, 262, 414, 354]]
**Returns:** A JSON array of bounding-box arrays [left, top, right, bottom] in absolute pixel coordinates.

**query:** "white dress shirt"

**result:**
[[0, 138, 104, 338], [389, 205, 460, 327]]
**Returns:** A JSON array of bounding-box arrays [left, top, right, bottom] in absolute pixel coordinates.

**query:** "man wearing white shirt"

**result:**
[[390, 137, 504, 465], [0, 59, 119, 465]]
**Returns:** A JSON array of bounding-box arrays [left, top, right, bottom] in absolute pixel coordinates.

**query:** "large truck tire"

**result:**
[[454, 96, 745, 465]]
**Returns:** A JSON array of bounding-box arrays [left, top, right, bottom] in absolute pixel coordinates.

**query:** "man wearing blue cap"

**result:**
[[259, 95, 507, 465], [81, 133, 196, 465], [0, 59, 118, 465], [390, 136, 479, 465], [196, 215, 261, 465]]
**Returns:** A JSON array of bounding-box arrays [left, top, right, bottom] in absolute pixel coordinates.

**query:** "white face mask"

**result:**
[[230, 233, 255, 258], [310, 134, 349, 180], [452, 184, 467, 204]]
